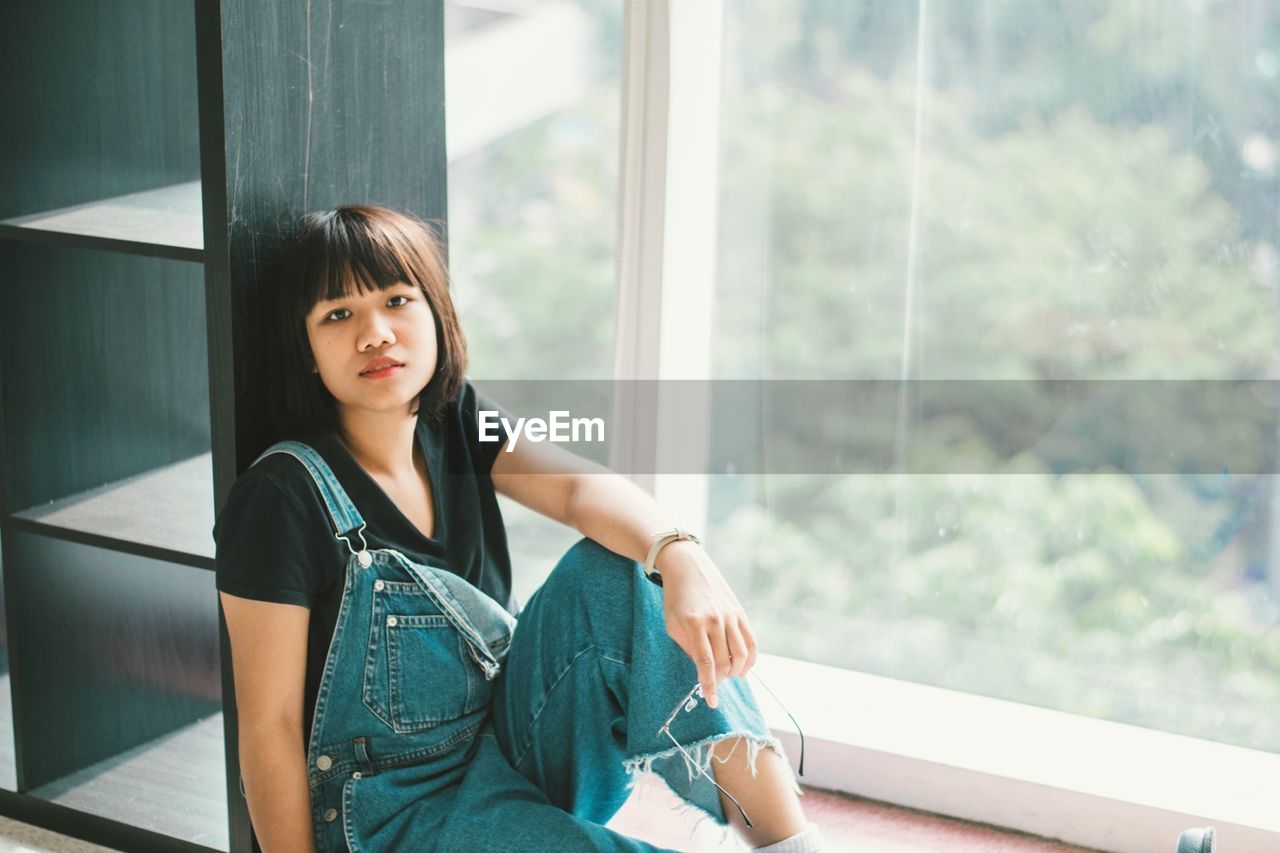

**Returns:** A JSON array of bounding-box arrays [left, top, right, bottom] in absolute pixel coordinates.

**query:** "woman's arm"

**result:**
[[220, 592, 317, 853], [491, 440, 757, 710]]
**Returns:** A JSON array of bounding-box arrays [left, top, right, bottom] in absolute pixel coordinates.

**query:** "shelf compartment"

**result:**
[[4, 529, 224, 847], [11, 453, 215, 568], [0, 182, 203, 262], [1, 2, 200, 240], [32, 713, 227, 851], [0, 242, 211, 565]]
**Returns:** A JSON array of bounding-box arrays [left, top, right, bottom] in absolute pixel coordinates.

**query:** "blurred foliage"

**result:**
[[450, 88, 620, 380], [710, 0, 1280, 752]]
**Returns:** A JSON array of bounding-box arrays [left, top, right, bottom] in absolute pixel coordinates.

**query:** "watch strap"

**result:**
[[642, 528, 701, 587]]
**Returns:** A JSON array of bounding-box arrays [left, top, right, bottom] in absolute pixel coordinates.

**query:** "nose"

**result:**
[[357, 311, 396, 351]]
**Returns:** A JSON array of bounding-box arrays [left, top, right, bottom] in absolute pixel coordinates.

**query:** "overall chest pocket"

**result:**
[[362, 582, 492, 734]]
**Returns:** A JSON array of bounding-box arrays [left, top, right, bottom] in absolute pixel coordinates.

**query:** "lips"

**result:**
[[360, 357, 404, 375]]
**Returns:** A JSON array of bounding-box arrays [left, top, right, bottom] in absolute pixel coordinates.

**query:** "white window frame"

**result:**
[[611, 2, 1280, 851]]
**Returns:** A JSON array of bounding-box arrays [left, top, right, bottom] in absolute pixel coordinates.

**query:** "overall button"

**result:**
[[323, 808, 338, 823], [357, 550, 373, 569], [352, 771, 362, 780], [387, 616, 398, 627], [315, 755, 332, 771], [374, 580, 385, 591]]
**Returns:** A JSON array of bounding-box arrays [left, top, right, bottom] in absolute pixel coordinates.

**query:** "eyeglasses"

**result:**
[[656, 671, 805, 830]]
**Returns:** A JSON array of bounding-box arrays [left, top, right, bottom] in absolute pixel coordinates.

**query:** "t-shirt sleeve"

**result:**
[[213, 471, 329, 608], [461, 379, 512, 472]]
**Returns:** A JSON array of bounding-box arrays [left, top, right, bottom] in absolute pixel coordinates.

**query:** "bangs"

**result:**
[[303, 213, 424, 308]]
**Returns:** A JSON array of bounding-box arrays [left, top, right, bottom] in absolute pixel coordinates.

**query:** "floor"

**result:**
[[0, 773, 1095, 853], [0, 818, 112, 852]]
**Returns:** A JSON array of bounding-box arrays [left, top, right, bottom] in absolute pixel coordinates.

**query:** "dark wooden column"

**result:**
[[197, 2, 449, 849]]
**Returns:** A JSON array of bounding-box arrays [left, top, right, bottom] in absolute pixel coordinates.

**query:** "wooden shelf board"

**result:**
[[31, 713, 228, 851], [11, 454, 215, 564], [0, 183, 203, 262]]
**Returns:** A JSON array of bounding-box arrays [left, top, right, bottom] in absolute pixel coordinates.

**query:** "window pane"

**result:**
[[446, 0, 621, 382], [444, 0, 623, 601], [710, 1, 1280, 751]]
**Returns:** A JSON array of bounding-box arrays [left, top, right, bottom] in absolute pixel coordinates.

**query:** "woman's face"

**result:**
[[305, 280, 439, 418]]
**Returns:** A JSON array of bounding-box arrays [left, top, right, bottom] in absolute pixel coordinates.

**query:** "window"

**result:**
[[445, 0, 1280, 782], [708, 0, 1280, 755]]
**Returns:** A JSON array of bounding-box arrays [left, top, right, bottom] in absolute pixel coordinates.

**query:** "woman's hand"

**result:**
[[656, 541, 758, 709]]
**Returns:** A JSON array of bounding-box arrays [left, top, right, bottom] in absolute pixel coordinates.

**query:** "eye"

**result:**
[[389, 294, 411, 307], [323, 308, 351, 322]]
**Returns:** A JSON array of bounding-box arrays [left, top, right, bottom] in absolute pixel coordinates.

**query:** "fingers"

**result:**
[[678, 616, 760, 707], [740, 618, 759, 676], [706, 618, 732, 708], [691, 632, 719, 709], [697, 615, 752, 708], [726, 619, 751, 679]]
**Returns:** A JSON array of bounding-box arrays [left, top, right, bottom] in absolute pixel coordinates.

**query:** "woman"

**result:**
[[214, 205, 823, 852]]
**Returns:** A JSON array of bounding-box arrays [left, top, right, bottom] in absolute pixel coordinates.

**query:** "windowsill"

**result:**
[[753, 654, 1280, 852]]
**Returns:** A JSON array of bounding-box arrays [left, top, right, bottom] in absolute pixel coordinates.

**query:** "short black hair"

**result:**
[[267, 205, 468, 438]]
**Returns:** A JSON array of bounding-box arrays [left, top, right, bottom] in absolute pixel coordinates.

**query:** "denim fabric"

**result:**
[[251, 441, 794, 852]]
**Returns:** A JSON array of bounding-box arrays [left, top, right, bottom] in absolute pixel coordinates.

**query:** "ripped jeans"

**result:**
[[437, 538, 798, 852]]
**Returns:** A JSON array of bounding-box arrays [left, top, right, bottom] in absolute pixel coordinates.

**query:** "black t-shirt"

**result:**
[[213, 379, 513, 738]]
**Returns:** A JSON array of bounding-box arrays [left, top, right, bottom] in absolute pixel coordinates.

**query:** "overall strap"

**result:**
[[252, 440, 369, 558]]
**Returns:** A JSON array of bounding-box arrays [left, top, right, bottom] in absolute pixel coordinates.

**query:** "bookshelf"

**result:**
[[0, 0, 449, 849]]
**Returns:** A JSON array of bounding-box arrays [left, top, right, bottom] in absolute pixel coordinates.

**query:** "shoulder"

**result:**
[[214, 441, 336, 542], [448, 377, 483, 418], [438, 378, 510, 473], [447, 377, 513, 432], [431, 377, 499, 445], [214, 447, 336, 607], [243, 448, 323, 498], [215, 470, 303, 546]]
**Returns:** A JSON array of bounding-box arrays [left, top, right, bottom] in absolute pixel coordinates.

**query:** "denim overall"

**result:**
[[251, 441, 796, 852]]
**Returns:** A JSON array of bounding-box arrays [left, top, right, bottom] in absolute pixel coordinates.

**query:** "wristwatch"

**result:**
[[642, 528, 702, 587]]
